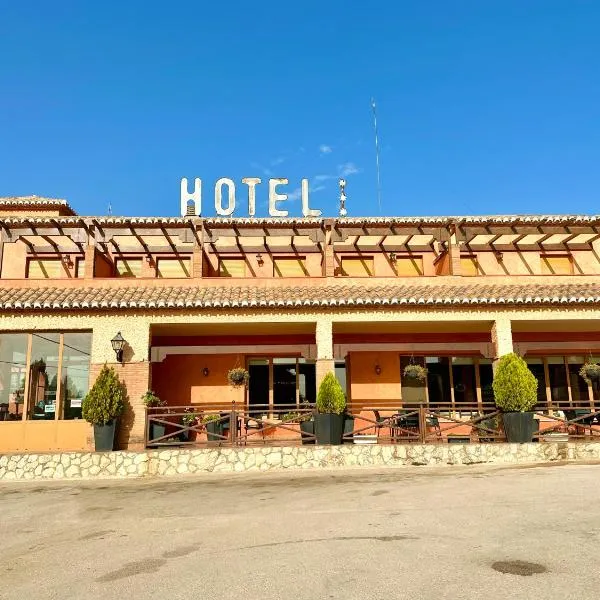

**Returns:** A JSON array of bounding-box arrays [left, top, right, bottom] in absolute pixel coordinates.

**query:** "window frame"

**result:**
[[340, 256, 375, 277]]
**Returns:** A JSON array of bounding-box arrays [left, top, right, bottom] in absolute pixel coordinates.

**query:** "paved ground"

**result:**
[[2, 462, 600, 600]]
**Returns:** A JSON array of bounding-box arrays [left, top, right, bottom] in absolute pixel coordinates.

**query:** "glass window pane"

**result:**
[[452, 357, 476, 404], [61, 333, 92, 420], [541, 255, 573, 275], [334, 361, 346, 402], [567, 356, 588, 403], [273, 359, 296, 413], [479, 359, 494, 404], [28, 333, 60, 420], [395, 256, 423, 276], [0, 334, 28, 421], [220, 258, 246, 277], [400, 356, 427, 404], [341, 257, 374, 277], [274, 258, 308, 277], [116, 258, 142, 277], [525, 357, 547, 405], [460, 256, 479, 276], [248, 359, 268, 410], [547, 357, 569, 407], [157, 258, 190, 278], [425, 356, 451, 407]]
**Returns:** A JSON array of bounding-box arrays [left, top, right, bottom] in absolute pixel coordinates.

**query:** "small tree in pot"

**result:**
[[82, 365, 126, 451], [315, 372, 346, 445], [493, 353, 538, 443]]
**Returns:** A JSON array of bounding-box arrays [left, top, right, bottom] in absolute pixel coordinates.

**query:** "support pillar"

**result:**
[[491, 317, 513, 370], [323, 219, 335, 277], [83, 244, 95, 279], [315, 317, 334, 389], [192, 220, 204, 278], [448, 226, 462, 276]]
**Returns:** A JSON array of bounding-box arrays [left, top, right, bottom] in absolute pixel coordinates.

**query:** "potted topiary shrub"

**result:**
[[492, 353, 538, 443], [298, 402, 315, 445], [142, 390, 167, 443], [82, 365, 126, 451], [315, 372, 346, 445]]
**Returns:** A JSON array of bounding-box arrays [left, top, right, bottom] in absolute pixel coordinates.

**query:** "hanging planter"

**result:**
[[579, 361, 600, 383], [227, 367, 250, 388], [403, 363, 428, 382]]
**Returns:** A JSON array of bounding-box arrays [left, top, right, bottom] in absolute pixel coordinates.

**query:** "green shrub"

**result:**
[[82, 365, 126, 425], [492, 353, 538, 412], [316, 372, 346, 415], [141, 390, 164, 407]]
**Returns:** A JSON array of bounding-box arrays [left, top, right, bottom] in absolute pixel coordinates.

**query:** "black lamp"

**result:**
[[203, 367, 210, 377], [375, 363, 382, 376], [111, 332, 126, 363]]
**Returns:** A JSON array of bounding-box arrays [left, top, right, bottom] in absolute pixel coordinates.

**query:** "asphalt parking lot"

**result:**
[[2, 462, 600, 599]]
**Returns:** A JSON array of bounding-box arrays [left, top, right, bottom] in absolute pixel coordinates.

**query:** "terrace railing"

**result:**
[[145, 401, 600, 448]]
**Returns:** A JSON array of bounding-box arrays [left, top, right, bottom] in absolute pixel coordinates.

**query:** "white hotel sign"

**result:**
[[180, 177, 322, 218]]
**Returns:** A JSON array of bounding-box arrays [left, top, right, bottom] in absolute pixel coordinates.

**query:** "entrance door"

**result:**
[[248, 359, 269, 413]]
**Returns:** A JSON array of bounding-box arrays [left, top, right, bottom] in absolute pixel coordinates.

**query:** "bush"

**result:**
[[141, 390, 164, 407], [82, 365, 126, 425], [227, 367, 250, 388], [492, 353, 538, 412], [316, 372, 346, 415]]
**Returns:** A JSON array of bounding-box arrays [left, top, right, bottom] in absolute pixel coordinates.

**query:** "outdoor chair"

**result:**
[[372, 410, 394, 441], [393, 411, 420, 441], [245, 418, 267, 444], [426, 415, 442, 440], [563, 409, 595, 437]]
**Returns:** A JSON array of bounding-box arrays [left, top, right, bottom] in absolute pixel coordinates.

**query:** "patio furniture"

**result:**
[[372, 410, 394, 441], [426, 415, 442, 440], [245, 418, 267, 444], [393, 410, 420, 440], [563, 409, 595, 437]]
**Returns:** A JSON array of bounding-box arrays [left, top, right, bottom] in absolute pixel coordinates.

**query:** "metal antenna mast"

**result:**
[[371, 98, 382, 215]]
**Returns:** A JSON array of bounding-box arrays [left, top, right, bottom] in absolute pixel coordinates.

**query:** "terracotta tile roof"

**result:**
[[0, 283, 599, 312], [0, 196, 76, 215], [1, 214, 600, 226]]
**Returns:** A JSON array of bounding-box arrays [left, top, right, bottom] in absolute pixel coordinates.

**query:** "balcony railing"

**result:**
[[144, 401, 600, 448]]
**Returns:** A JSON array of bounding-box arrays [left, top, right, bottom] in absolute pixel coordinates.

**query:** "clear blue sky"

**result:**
[[1, 1, 598, 218]]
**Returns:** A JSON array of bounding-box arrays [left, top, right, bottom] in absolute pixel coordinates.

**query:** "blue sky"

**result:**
[[1, 1, 598, 218]]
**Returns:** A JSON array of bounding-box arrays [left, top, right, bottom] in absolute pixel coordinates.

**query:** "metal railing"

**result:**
[[144, 401, 600, 447]]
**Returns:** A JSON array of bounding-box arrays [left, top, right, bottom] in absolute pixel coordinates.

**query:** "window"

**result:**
[[60, 333, 92, 420], [116, 258, 142, 278], [341, 257, 374, 277], [274, 257, 308, 277], [525, 357, 547, 405], [547, 357, 569, 407], [28, 333, 61, 420], [394, 256, 423, 277], [0, 332, 93, 421], [27, 258, 68, 279], [567, 356, 588, 402], [157, 258, 190, 278], [479, 359, 494, 403], [460, 256, 479, 277], [400, 356, 427, 403], [541, 255, 573, 276], [451, 357, 477, 403], [0, 334, 28, 421], [219, 258, 246, 277], [426, 357, 451, 407]]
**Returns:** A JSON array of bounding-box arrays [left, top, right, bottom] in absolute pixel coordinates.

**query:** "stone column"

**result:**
[[315, 317, 334, 389], [90, 318, 152, 450], [83, 244, 95, 279], [491, 317, 513, 370]]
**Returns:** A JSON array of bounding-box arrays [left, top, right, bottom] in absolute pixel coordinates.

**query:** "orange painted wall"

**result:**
[[1, 243, 26, 278], [0, 420, 92, 453], [348, 351, 401, 405], [152, 353, 245, 406]]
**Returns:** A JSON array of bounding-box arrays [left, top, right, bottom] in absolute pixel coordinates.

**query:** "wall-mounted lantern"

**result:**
[[375, 363, 382, 376], [256, 253, 264, 266], [203, 367, 210, 377], [111, 332, 126, 363], [389, 252, 397, 264]]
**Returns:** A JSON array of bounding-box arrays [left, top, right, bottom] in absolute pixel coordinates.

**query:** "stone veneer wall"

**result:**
[[2, 442, 600, 480]]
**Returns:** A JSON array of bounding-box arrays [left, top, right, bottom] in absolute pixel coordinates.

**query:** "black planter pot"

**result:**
[[315, 413, 344, 445], [206, 420, 224, 442], [502, 412, 535, 443], [149, 423, 166, 444], [343, 414, 355, 442], [300, 419, 315, 444], [94, 421, 116, 452]]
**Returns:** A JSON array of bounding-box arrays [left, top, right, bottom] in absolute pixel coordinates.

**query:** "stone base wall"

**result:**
[[2, 442, 600, 481]]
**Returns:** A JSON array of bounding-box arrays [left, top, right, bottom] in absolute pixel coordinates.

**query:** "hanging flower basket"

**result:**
[[227, 367, 250, 388], [579, 362, 600, 383], [403, 363, 428, 382]]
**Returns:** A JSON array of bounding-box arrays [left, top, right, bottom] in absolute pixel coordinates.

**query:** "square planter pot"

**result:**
[[502, 412, 535, 443], [93, 421, 116, 452], [206, 420, 224, 442], [315, 413, 344, 445], [300, 420, 315, 444], [149, 423, 166, 444]]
